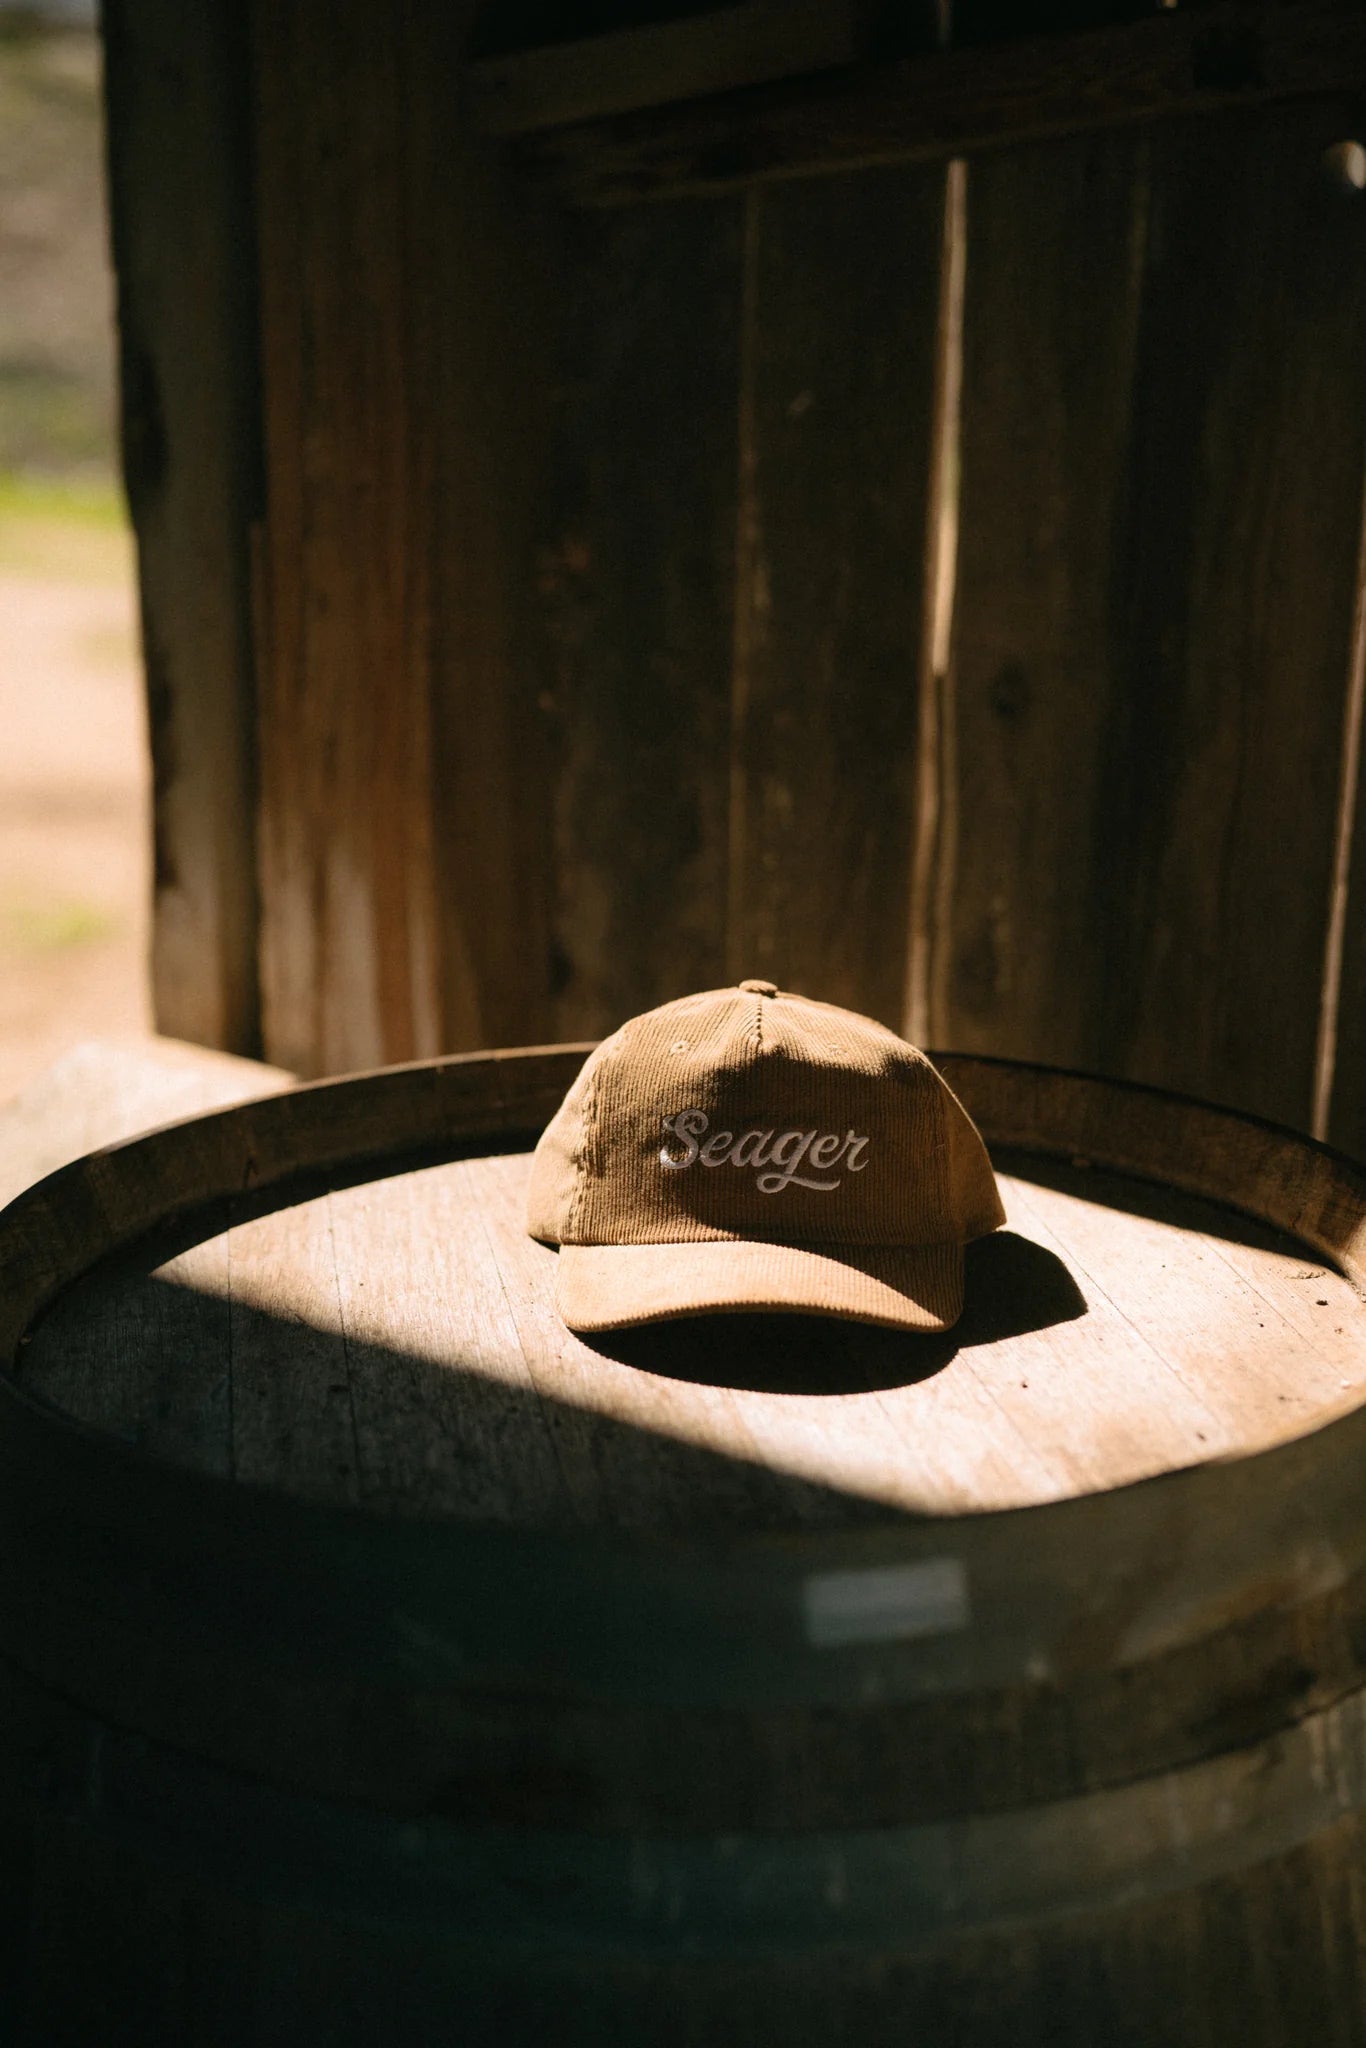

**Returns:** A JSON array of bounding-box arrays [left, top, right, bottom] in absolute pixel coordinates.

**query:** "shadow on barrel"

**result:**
[[592, 1231, 1086, 1393]]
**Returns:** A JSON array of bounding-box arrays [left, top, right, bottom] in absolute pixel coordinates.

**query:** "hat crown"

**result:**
[[527, 984, 1003, 1253]]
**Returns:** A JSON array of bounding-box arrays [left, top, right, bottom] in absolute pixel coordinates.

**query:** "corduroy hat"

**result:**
[[527, 980, 1005, 1334]]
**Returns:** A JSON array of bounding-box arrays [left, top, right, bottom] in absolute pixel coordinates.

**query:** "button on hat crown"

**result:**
[[527, 980, 1004, 1333]]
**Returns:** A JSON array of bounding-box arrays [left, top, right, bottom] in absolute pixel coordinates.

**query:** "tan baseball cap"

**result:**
[[526, 980, 1005, 1334]]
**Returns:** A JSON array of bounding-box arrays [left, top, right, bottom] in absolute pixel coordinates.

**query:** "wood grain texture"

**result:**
[[507, 1, 1366, 205], [251, 0, 552, 1074], [11, 1048, 1366, 2048], [456, 1150, 835, 1530], [227, 1189, 357, 1501], [467, 0, 889, 137], [943, 99, 1366, 1130], [21, 1146, 1366, 1524], [15, 1775, 1366, 2045], [727, 165, 943, 1023], [1090, 98, 1366, 1125], [938, 125, 1149, 1067], [252, 0, 441, 1074], [410, 4, 558, 1058], [16, 1754, 1366, 2047], [0, 1036, 292, 1212], [538, 197, 741, 1037], [102, 0, 262, 1056], [0, 1035, 291, 1480]]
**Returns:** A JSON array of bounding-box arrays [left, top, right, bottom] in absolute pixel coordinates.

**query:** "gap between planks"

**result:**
[[905, 157, 966, 1049], [1313, 453, 1366, 1140], [725, 183, 762, 985]]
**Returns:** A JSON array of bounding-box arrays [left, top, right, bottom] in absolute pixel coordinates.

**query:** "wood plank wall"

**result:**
[[114, 0, 1366, 1155], [103, 0, 262, 1058], [533, 90, 1366, 1142], [251, 0, 552, 1073], [537, 197, 741, 1034], [940, 99, 1366, 1136], [725, 167, 944, 1028]]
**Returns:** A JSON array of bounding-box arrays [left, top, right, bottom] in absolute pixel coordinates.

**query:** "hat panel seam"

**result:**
[[567, 1038, 610, 1241], [933, 1058, 950, 1236]]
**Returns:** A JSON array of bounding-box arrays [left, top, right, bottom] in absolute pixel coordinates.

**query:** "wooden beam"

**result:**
[[725, 166, 945, 1027], [467, 0, 894, 138], [498, 0, 1366, 206], [102, 0, 263, 1053], [537, 196, 741, 1040], [251, 0, 554, 1075]]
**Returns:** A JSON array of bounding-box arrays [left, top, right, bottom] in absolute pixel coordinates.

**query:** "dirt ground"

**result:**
[[0, 19, 151, 1111], [0, 501, 152, 1107]]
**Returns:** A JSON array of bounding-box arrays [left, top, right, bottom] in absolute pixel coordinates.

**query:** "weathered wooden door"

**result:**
[[105, 0, 1366, 1150]]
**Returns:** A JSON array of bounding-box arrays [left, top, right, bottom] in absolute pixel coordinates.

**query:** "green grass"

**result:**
[[0, 467, 132, 579], [1, 899, 117, 954], [0, 469, 124, 527]]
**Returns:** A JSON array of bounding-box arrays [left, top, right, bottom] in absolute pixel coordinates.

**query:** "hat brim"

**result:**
[[554, 1238, 964, 1335]]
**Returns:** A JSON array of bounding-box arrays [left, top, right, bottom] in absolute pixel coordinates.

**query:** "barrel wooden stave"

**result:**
[[13, 1703, 1366, 2048]]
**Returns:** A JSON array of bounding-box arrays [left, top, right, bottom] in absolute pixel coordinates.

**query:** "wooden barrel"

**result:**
[[4, 1045, 1366, 2045]]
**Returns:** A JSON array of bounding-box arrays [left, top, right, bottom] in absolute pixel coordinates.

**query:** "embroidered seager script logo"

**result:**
[[660, 1109, 870, 1195]]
